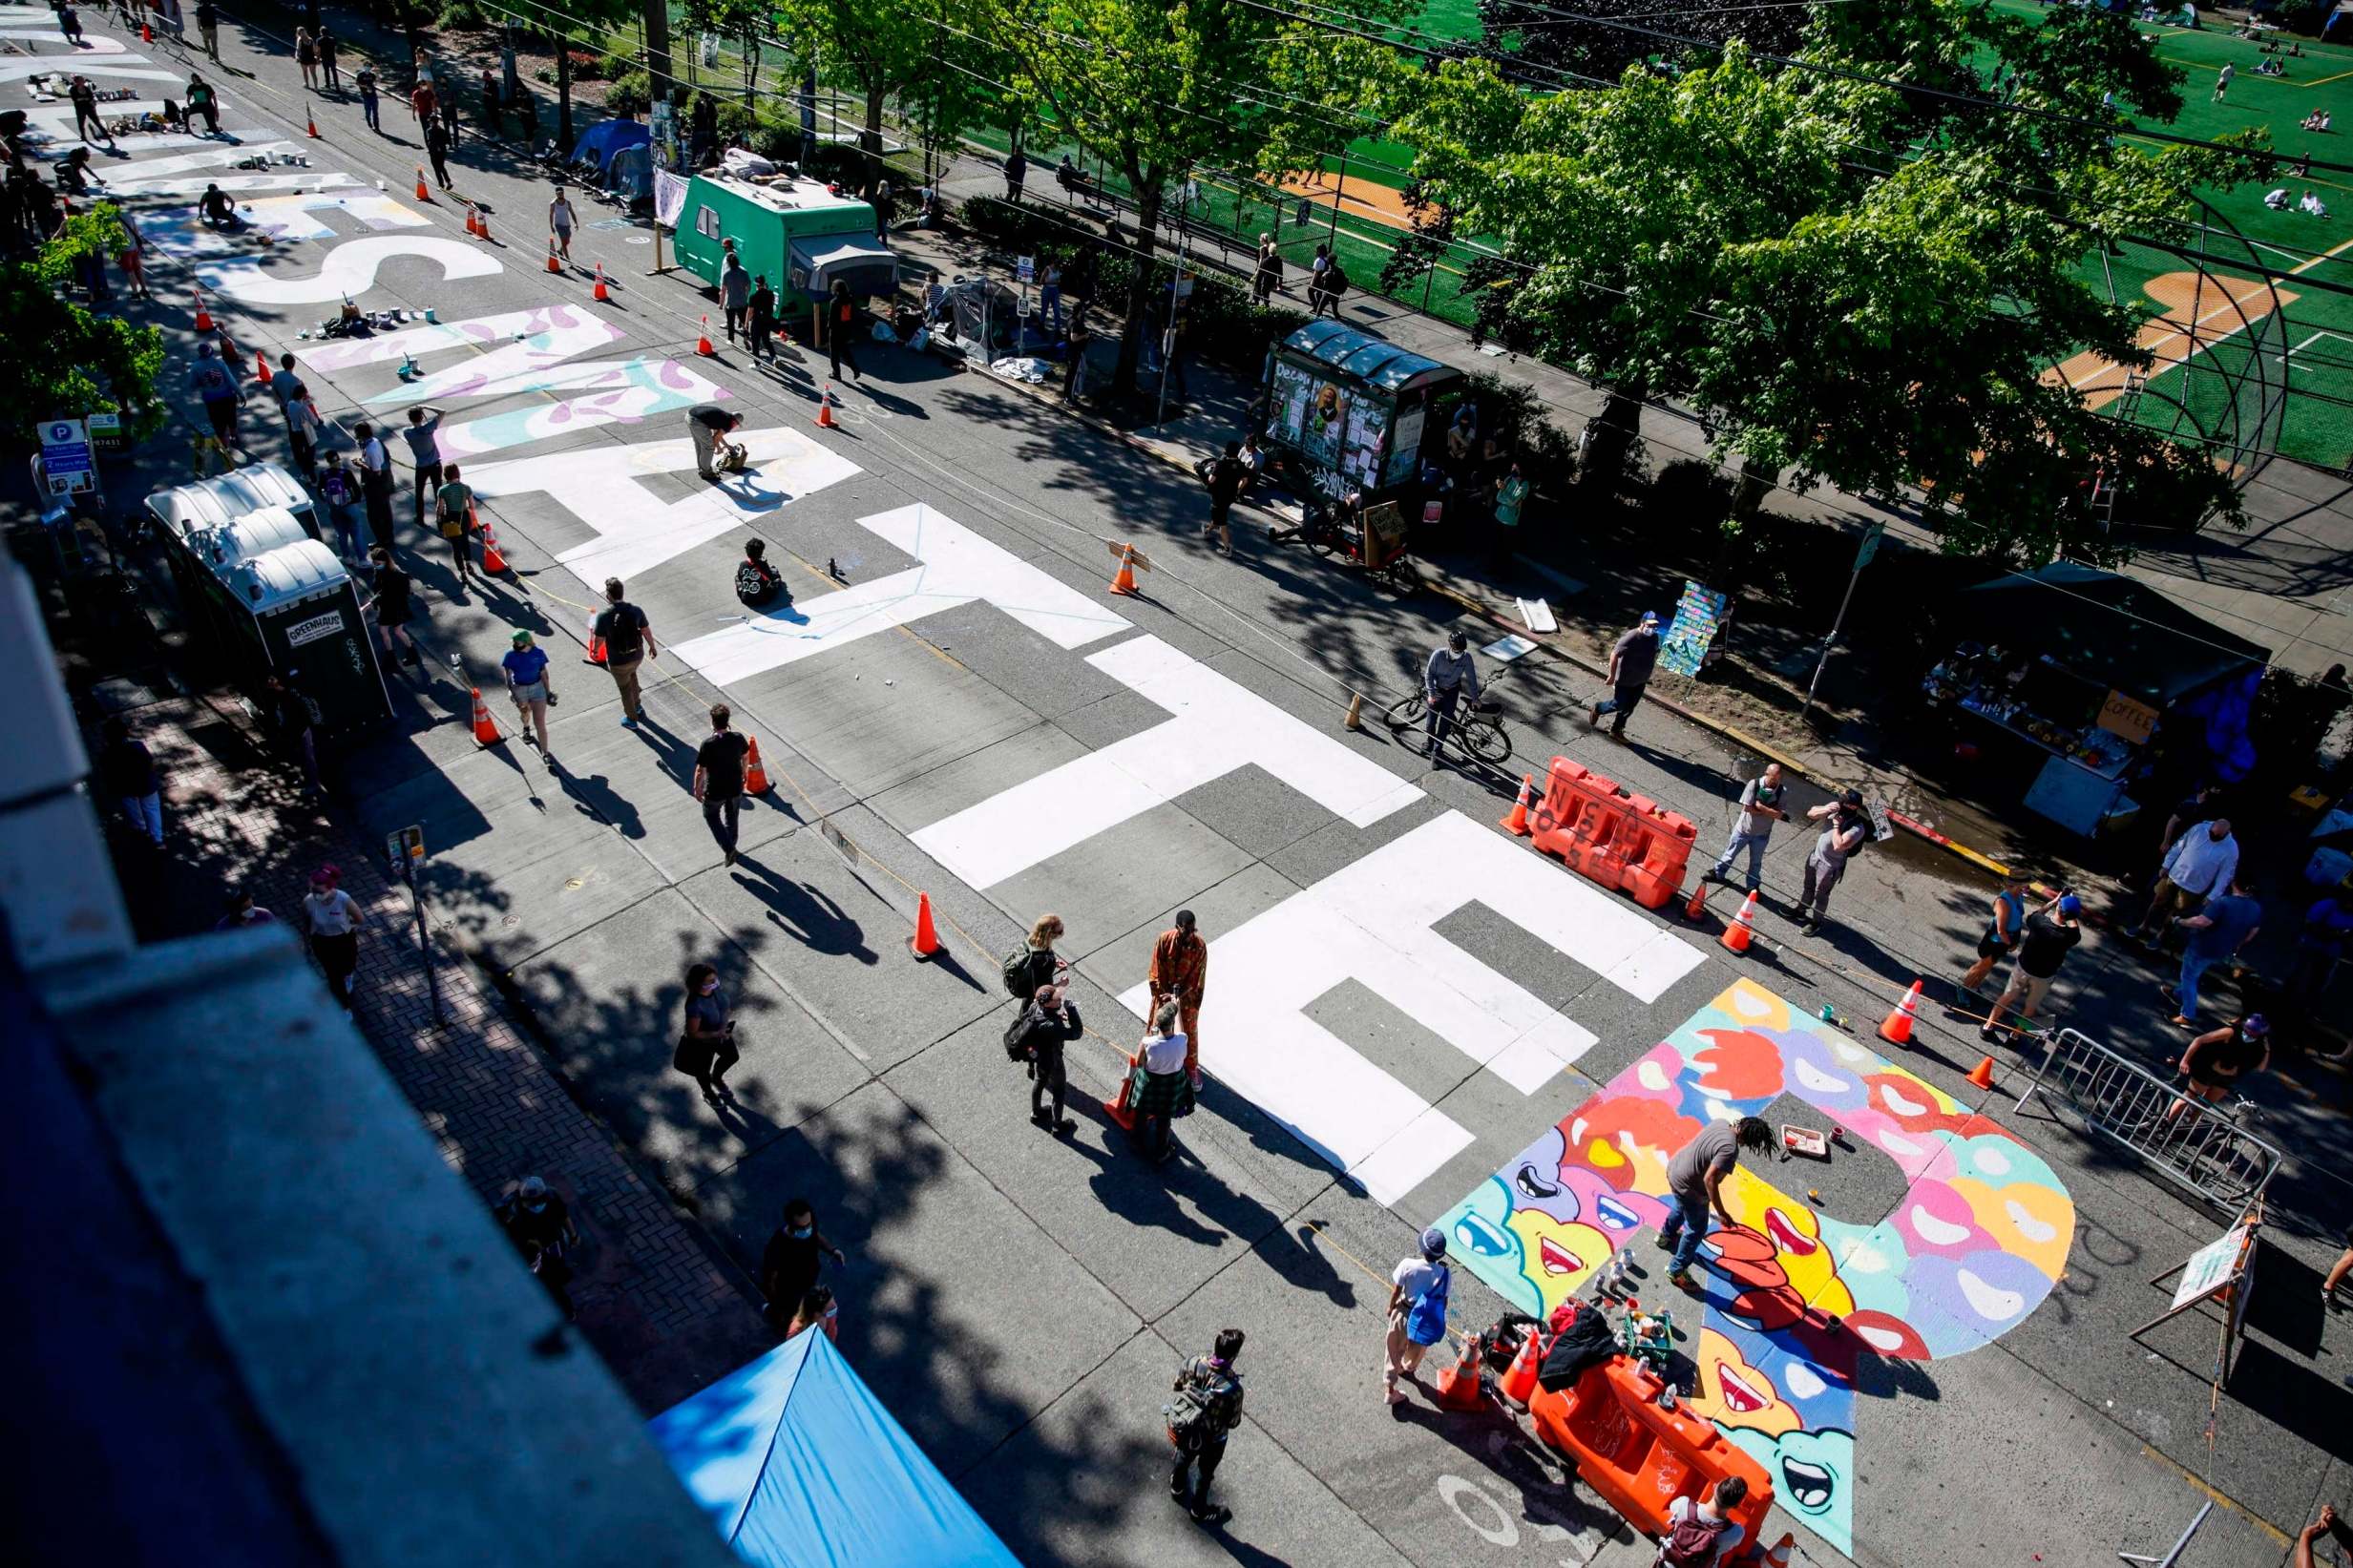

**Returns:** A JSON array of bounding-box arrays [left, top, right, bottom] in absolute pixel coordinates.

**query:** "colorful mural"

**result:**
[[1436, 977, 2076, 1556]]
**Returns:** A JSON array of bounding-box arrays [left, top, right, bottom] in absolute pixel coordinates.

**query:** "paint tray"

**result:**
[[1781, 1123, 1830, 1160]]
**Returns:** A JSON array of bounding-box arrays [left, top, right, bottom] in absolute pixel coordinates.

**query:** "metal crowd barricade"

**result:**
[[2016, 1029, 2282, 1211]]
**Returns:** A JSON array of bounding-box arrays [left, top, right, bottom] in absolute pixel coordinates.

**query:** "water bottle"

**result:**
[[1658, 1379, 1678, 1411]]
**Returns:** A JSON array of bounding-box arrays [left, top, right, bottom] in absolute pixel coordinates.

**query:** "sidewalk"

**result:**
[[89, 685, 772, 1414]]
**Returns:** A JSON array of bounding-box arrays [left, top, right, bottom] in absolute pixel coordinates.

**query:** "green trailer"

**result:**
[[671, 172, 898, 318]]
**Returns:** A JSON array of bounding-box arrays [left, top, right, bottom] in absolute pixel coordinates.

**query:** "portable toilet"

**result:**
[[221, 539, 391, 732], [143, 463, 319, 547], [672, 170, 897, 322], [186, 505, 311, 575]]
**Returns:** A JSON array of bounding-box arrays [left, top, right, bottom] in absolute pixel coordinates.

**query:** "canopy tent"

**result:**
[[649, 1331, 1021, 1568], [1955, 563, 2269, 706]]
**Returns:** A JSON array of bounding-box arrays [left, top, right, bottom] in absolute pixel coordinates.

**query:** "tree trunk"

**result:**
[[861, 73, 886, 186], [1732, 453, 1774, 520], [1581, 383, 1646, 493], [556, 39, 573, 156], [642, 0, 673, 104], [1113, 171, 1163, 399]]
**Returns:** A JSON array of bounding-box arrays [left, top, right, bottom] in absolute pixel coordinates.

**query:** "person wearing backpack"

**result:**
[[1005, 982, 1083, 1132], [1657, 1475, 1748, 1566], [1166, 1328, 1246, 1527], [1002, 912, 1066, 1001], [736, 537, 786, 609], [593, 576, 657, 729], [1384, 1227, 1452, 1406]]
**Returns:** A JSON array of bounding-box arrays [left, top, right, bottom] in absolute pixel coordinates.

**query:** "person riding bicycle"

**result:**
[[1422, 631, 1481, 759]]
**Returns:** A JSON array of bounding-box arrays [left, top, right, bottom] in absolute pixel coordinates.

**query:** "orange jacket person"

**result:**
[[1150, 909, 1208, 1088]]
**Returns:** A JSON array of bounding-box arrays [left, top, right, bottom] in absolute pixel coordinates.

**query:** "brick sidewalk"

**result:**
[[106, 689, 771, 1413]]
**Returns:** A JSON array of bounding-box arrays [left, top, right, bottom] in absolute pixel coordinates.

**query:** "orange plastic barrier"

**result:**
[[1529, 758, 1697, 909], [1528, 1358, 1773, 1547]]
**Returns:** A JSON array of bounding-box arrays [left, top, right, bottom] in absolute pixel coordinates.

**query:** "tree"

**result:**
[[6, 205, 167, 442], [1475, 0, 1809, 91], [772, 0, 934, 183], [1382, 5, 2262, 563], [683, 0, 769, 105]]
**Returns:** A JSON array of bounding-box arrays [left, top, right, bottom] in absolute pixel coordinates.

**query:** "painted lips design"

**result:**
[[1515, 1162, 1563, 1202], [1764, 1208, 1818, 1257], [1715, 1360, 1769, 1414], [1538, 1236, 1584, 1275], [1782, 1454, 1836, 1511]]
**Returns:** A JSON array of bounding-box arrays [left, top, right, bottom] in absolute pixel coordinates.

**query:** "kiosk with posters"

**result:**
[[1261, 319, 1461, 505]]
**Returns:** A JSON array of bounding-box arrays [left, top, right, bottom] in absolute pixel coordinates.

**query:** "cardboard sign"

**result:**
[[2171, 1223, 2251, 1310], [2097, 689, 2159, 745]]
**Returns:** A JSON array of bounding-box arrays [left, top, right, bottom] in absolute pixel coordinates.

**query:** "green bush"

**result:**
[[604, 68, 651, 116], [569, 51, 610, 84], [1434, 370, 1579, 479], [433, 0, 494, 28], [597, 51, 637, 80]]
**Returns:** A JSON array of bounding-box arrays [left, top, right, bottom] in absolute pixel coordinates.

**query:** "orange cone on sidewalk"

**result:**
[[743, 737, 772, 795], [193, 286, 214, 333], [815, 383, 838, 428], [1499, 1325, 1544, 1405], [909, 892, 942, 959], [473, 507, 507, 573], [254, 348, 272, 386], [585, 614, 608, 666], [1499, 774, 1534, 835], [1757, 1533, 1795, 1567], [415, 165, 431, 201], [1684, 878, 1709, 920], [464, 202, 480, 236], [593, 261, 610, 301], [306, 106, 321, 138], [696, 316, 716, 355], [1108, 545, 1142, 597], [1966, 1056, 1998, 1091], [1879, 980, 1923, 1047], [1103, 1049, 1140, 1131], [1720, 891, 1758, 953], [1432, 1335, 1487, 1411], [140, 20, 152, 41], [475, 206, 491, 242], [469, 687, 503, 746]]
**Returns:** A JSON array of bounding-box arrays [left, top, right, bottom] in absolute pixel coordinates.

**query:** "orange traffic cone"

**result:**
[[193, 287, 214, 333], [469, 686, 503, 746], [415, 165, 431, 201], [584, 614, 608, 666], [743, 737, 772, 795], [254, 348, 272, 386], [1757, 1532, 1795, 1567], [1108, 545, 1141, 597], [1720, 890, 1758, 953], [140, 20, 152, 41], [464, 202, 480, 237], [546, 236, 562, 274], [1879, 980, 1923, 1047], [815, 383, 838, 429], [1966, 1056, 1998, 1091], [475, 206, 491, 242], [1431, 1335, 1487, 1411], [306, 106, 321, 138], [1499, 775, 1534, 835], [473, 507, 507, 573], [1685, 877, 1709, 920], [1103, 1048, 1140, 1130], [696, 316, 716, 355], [1499, 1325, 1543, 1405], [592, 261, 610, 302], [909, 891, 942, 959]]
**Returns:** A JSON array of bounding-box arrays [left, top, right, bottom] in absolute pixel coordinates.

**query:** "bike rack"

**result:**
[[2016, 1029, 2282, 1212]]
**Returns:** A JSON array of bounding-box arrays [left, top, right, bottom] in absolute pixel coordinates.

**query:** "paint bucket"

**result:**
[[424, 307, 438, 324]]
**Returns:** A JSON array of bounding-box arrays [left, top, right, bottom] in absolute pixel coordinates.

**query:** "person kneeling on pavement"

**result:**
[[735, 536, 787, 608], [688, 402, 746, 481], [1005, 982, 1083, 1133]]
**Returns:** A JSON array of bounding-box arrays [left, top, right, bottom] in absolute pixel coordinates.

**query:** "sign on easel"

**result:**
[[2130, 1203, 2259, 1390]]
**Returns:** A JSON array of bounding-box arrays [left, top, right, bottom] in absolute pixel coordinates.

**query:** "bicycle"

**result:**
[[1383, 660, 1515, 767]]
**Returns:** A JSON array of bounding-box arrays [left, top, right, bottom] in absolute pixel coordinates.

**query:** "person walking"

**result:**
[[687, 402, 742, 482], [1655, 1116, 1775, 1293], [1166, 1328, 1245, 1527], [2215, 60, 2234, 101], [825, 280, 862, 384], [550, 186, 577, 264], [432, 462, 476, 590], [187, 73, 221, 135], [2155, 1014, 2270, 1134], [1589, 611, 1662, 741], [69, 75, 108, 145], [115, 209, 149, 300], [2162, 875, 2261, 1028], [365, 547, 423, 669], [494, 1175, 580, 1321], [98, 718, 163, 847], [746, 274, 777, 364], [2135, 817, 2239, 947], [1981, 892, 2083, 1045], [1148, 909, 1208, 1090], [693, 702, 751, 866], [593, 578, 655, 728], [1002, 912, 1066, 1000], [1960, 871, 2031, 996], [215, 889, 278, 930], [758, 1198, 847, 1329], [786, 1286, 839, 1343], [264, 674, 320, 791], [720, 240, 750, 342], [1795, 790, 1869, 935], [410, 74, 436, 134], [502, 630, 555, 761], [319, 29, 342, 92], [1130, 998, 1194, 1164], [673, 960, 740, 1101], [1061, 312, 1092, 402], [1039, 260, 1062, 332], [425, 115, 453, 192], [194, 0, 218, 61], [301, 864, 364, 1015], [353, 420, 395, 552], [1007, 982, 1083, 1133], [1422, 630, 1481, 759], [1490, 459, 1529, 567], [1307, 242, 1332, 314], [1002, 146, 1026, 203], [190, 341, 242, 452], [296, 27, 319, 91], [1706, 763, 1786, 895], [1383, 1227, 1451, 1407], [274, 354, 319, 477], [356, 65, 381, 132], [1202, 441, 1245, 557], [1251, 234, 1281, 303]]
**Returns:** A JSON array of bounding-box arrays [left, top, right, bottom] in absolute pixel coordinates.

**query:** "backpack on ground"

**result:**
[[1657, 1508, 1729, 1568], [1164, 1365, 1244, 1453]]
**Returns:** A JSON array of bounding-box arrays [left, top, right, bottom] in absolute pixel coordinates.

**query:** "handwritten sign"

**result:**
[[2172, 1223, 2251, 1309], [2097, 689, 2159, 745]]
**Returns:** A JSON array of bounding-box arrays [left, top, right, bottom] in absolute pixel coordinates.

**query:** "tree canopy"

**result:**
[[8, 204, 167, 444]]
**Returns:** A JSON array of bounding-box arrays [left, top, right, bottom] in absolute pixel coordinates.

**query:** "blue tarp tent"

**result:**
[[572, 117, 651, 178], [649, 1330, 1022, 1568]]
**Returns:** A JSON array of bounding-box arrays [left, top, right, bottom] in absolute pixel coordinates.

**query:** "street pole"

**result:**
[[401, 855, 445, 1027], [1800, 521, 1882, 721], [1158, 174, 1193, 429], [1328, 151, 1347, 243]]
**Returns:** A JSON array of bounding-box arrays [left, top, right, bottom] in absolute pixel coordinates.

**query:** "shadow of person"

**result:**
[[731, 856, 878, 963], [557, 766, 644, 839]]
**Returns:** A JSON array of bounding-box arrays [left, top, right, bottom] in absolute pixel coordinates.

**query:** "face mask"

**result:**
[[790, 1225, 813, 1239], [701, 981, 719, 995], [524, 1198, 547, 1212]]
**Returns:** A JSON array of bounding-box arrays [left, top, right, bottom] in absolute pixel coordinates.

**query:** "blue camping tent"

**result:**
[[650, 1330, 1022, 1568], [572, 117, 651, 178]]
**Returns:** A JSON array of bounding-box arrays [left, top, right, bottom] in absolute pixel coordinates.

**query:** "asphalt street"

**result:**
[[20, 7, 2351, 1565]]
